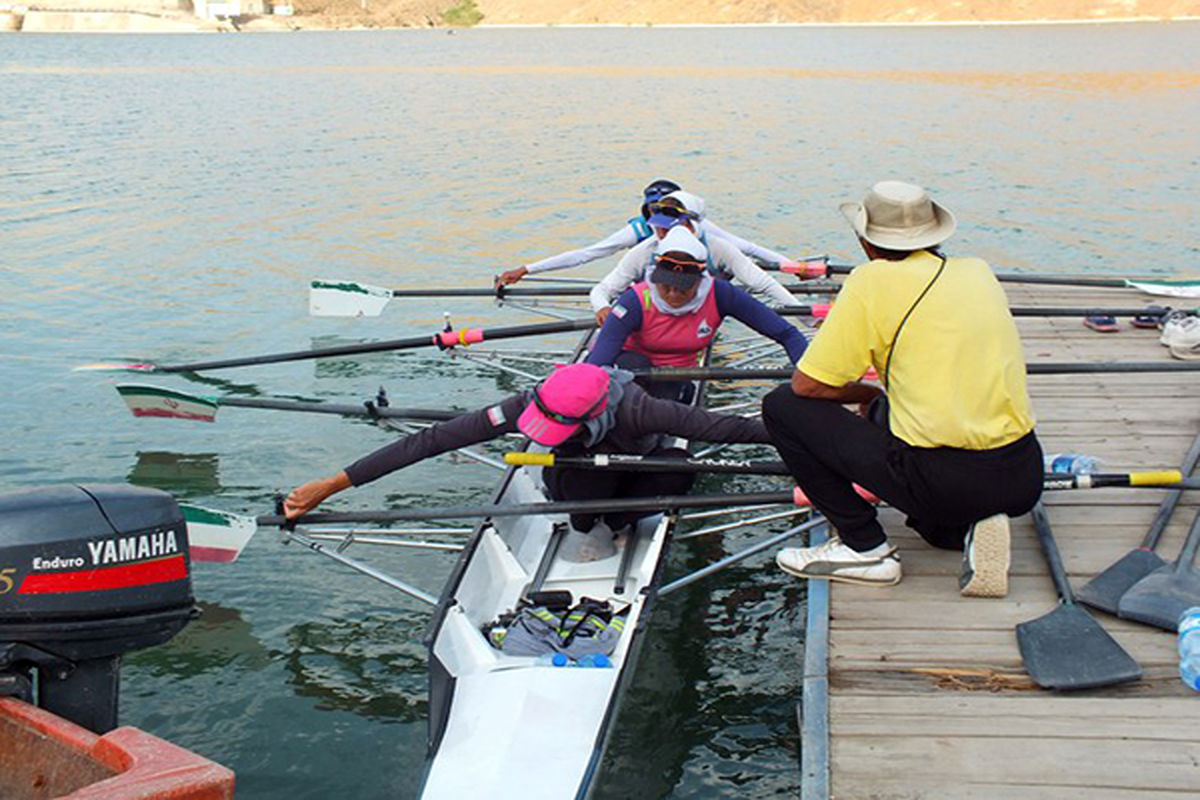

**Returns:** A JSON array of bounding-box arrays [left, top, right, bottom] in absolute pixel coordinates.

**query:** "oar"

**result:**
[[76, 317, 596, 374], [776, 261, 1200, 296], [631, 361, 1200, 382], [775, 305, 1192, 320], [116, 383, 459, 424], [310, 278, 843, 317], [1076, 430, 1200, 615], [1015, 503, 1142, 690], [504, 453, 1196, 490], [182, 505, 258, 563], [1116, 507, 1200, 631]]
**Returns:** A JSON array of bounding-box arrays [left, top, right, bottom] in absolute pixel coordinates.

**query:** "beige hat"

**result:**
[[839, 181, 956, 251]]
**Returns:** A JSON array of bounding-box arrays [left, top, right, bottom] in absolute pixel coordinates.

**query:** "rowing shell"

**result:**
[[417, 334, 713, 799]]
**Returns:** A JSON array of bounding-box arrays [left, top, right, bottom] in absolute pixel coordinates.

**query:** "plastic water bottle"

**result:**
[[1178, 607, 1200, 691], [1044, 453, 1101, 475], [536, 652, 569, 667], [574, 653, 612, 669]]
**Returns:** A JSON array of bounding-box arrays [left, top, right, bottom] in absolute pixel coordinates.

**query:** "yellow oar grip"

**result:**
[[1129, 470, 1184, 486], [504, 452, 555, 467]]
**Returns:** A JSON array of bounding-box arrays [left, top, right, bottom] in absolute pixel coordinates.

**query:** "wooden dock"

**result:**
[[800, 281, 1200, 799]]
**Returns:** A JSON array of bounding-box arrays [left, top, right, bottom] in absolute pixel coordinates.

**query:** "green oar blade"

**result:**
[[310, 279, 393, 317], [1124, 278, 1200, 298], [117, 384, 220, 422], [181, 505, 257, 563]]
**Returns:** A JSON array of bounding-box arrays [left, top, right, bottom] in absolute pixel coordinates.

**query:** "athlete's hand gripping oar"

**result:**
[[776, 259, 1200, 296], [116, 383, 460, 424], [76, 317, 595, 374], [630, 361, 1200, 382]]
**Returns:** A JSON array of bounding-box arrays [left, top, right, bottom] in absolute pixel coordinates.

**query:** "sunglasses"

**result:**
[[531, 385, 607, 426], [647, 202, 698, 221], [653, 254, 705, 271]]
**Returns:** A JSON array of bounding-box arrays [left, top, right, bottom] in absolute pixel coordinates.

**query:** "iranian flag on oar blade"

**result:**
[[118, 384, 219, 422], [182, 505, 257, 563]]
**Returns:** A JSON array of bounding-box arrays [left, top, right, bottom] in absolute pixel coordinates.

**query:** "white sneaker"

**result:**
[[1161, 313, 1200, 348], [559, 522, 617, 563], [776, 536, 901, 587], [959, 514, 1011, 598]]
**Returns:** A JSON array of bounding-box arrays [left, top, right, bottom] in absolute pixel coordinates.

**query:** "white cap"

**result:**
[[664, 190, 706, 220], [655, 226, 707, 260]]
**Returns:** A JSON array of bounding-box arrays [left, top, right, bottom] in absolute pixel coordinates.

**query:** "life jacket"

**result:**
[[627, 216, 652, 243], [626, 281, 722, 368]]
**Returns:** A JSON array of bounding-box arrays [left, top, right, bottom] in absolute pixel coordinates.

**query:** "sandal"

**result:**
[[1131, 306, 1167, 329], [1083, 315, 1119, 333]]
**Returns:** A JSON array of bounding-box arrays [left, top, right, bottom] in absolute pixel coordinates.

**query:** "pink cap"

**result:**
[[517, 364, 611, 446]]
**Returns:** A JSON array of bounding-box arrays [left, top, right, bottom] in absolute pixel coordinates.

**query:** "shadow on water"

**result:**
[[282, 612, 429, 723], [125, 601, 272, 676], [128, 450, 222, 498]]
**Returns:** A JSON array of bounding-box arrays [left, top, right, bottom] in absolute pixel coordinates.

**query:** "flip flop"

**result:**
[[1131, 306, 1167, 329], [1084, 315, 1120, 333]]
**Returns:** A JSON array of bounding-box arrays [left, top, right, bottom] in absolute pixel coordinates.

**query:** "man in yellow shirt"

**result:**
[[762, 181, 1043, 597]]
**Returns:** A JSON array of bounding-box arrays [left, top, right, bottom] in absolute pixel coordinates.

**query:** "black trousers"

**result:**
[[543, 446, 696, 532], [762, 385, 1043, 552]]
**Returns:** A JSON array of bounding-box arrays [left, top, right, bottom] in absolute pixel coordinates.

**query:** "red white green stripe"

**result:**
[[309, 278, 393, 317], [118, 384, 219, 422], [182, 505, 257, 563], [1125, 278, 1200, 299]]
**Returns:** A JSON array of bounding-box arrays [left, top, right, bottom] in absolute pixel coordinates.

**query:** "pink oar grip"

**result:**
[[792, 484, 880, 507], [434, 328, 486, 348], [811, 303, 832, 319], [780, 260, 829, 279], [862, 367, 879, 381]]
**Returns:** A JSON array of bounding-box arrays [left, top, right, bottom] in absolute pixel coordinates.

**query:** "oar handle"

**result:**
[[1030, 503, 1075, 604], [220, 397, 459, 422], [630, 362, 1200, 382], [1143, 431, 1200, 550]]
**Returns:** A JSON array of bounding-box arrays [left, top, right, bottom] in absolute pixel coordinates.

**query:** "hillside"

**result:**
[[286, 0, 1198, 29]]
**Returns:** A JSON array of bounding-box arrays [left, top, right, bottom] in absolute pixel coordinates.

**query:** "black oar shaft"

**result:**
[[1031, 503, 1075, 602], [632, 362, 1200, 381], [779, 262, 1145, 289], [261, 490, 799, 527], [219, 397, 459, 422], [775, 306, 1176, 319], [1143, 432, 1200, 550], [156, 318, 594, 373]]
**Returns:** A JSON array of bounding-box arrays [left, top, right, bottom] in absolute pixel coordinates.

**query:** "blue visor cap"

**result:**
[[645, 200, 695, 230]]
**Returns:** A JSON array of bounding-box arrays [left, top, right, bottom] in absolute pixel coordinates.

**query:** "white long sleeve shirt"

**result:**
[[525, 218, 791, 274], [588, 233, 801, 312]]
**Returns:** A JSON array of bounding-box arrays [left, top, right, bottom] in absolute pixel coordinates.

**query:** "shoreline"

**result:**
[[5, 11, 1199, 34]]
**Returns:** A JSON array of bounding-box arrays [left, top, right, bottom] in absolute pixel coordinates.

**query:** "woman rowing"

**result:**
[[283, 363, 771, 562], [495, 179, 797, 287], [589, 191, 804, 323], [584, 226, 809, 402]]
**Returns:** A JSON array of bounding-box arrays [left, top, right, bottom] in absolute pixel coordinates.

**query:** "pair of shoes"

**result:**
[[959, 514, 1011, 598], [1130, 306, 1167, 329], [1083, 315, 1119, 333], [559, 522, 618, 563], [776, 536, 901, 587]]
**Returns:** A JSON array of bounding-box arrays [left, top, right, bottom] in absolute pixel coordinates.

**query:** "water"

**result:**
[[2, 23, 1197, 798]]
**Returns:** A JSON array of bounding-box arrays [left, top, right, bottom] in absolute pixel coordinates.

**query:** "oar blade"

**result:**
[[309, 279, 392, 317], [1116, 565, 1200, 631], [1124, 279, 1200, 299], [1075, 548, 1168, 616], [181, 505, 257, 563], [117, 384, 219, 422], [73, 362, 158, 373], [1015, 603, 1142, 690]]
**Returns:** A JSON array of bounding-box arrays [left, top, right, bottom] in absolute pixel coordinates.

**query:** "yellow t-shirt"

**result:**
[[798, 251, 1036, 450]]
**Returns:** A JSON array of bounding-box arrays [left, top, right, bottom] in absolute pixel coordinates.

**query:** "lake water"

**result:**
[[2, 22, 1197, 799]]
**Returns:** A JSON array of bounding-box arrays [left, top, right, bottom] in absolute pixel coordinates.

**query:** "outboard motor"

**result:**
[[0, 484, 196, 733]]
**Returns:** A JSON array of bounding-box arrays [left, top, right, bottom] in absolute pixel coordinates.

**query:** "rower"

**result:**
[[494, 180, 798, 288], [283, 363, 771, 563], [584, 227, 809, 403], [589, 190, 804, 324]]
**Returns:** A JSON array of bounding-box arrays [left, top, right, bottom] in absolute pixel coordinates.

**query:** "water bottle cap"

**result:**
[[552, 653, 568, 667], [593, 654, 611, 668]]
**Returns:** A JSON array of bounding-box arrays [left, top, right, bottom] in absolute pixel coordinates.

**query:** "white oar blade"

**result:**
[[309, 279, 393, 317], [182, 505, 257, 563], [1125, 279, 1200, 299], [117, 384, 219, 422], [73, 362, 157, 373]]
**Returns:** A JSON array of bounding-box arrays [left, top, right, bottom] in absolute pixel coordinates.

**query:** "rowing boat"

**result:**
[[417, 333, 713, 799]]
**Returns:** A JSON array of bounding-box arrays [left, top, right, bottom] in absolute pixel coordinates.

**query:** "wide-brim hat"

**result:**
[[517, 364, 611, 446], [839, 181, 956, 251]]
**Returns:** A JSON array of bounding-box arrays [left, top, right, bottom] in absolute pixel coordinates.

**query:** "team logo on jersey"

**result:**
[[487, 405, 506, 427], [611, 305, 627, 319], [696, 319, 713, 339]]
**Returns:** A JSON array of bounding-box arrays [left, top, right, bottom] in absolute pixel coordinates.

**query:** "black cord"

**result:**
[[883, 254, 948, 389]]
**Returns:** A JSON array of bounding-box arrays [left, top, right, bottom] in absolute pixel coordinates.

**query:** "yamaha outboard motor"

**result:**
[[0, 484, 196, 733]]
